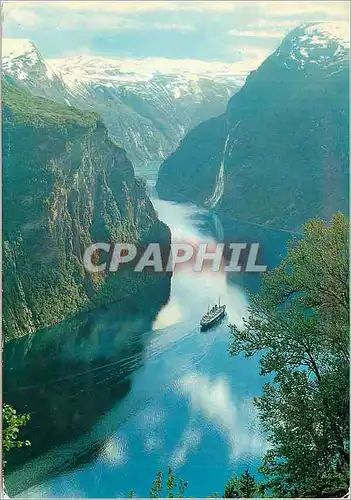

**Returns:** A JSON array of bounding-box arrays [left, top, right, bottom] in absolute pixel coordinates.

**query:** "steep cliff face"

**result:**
[[157, 22, 349, 230], [156, 114, 227, 204], [3, 79, 170, 341]]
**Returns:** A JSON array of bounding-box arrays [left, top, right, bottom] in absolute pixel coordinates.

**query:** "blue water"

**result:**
[[4, 199, 290, 498]]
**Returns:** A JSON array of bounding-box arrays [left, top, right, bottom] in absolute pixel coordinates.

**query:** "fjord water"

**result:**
[[3, 196, 290, 498]]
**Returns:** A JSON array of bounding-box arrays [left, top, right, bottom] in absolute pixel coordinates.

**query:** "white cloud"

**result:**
[[101, 435, 128, 465], [227, 45, 272, 73], [70, 14, 138, 31], [249, 19, 299, 28], [153, 23, 195, 32], [177, 372, 267, 460], [3, 3, 197, 32], [171, 427, 202, 468], [4, 1, 175, 14], [56, 0, 348, 16], [260, 1, 349, 19], [136, 406, 166, 454], [4, 6, 39, 27], [2, 0, 237, 16], [3, 0, 348, 41], [43, 1, 245, 13], [178, 1, 245, 12], [5, 0, 347, 16], [229, 28, 286, 39], [3, 0, 348, 62]]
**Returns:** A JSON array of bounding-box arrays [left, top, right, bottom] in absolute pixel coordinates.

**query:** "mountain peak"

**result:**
[[2, 38, 39, 58], [299, 21, 350, 46], [2, 38, 68, 100], [274, 21, 349, 70], [2, 38, 45, 81]]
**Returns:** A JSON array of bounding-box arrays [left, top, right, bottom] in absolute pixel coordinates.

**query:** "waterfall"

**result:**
[[204, 121, 241, 210], [146, 180, 156, 198], [205, 134, 229, 208], [204, 134, 230, 209]]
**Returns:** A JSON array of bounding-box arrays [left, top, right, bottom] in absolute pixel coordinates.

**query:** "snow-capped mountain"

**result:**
[[2, 39, 70, 104], [2, 39, 244, 173], [272, 22, 349, 71], [50, 55, 243, 172], [157, 22, 349, 230], [49, 55, 246, 91]]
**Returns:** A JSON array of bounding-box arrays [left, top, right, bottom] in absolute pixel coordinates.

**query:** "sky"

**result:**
[[2, 1, 350, 64]]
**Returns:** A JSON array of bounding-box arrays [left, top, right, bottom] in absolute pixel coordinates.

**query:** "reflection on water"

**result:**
[[3, 278, 171, 495], [3, 198, 289, 498]]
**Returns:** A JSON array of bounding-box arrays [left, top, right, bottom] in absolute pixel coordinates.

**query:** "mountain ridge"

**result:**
[[156, 21, 349, 230], [2, 39, 243, 172]]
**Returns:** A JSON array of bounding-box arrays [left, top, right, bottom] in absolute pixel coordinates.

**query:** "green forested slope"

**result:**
[[3, 79, 170, 340]]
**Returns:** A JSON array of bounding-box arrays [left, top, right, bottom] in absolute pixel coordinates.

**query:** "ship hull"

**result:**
[[200, 309, 226, 330]]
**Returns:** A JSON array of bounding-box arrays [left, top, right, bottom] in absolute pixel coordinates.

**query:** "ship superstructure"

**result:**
[[200, 299, 226, 329]]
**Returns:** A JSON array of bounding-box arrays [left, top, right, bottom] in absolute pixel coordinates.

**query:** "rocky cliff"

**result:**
[[156, 22, 349, 230], [3, 78, 170, 341]]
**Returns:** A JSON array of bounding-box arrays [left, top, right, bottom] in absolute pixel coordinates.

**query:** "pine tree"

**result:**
[[150, 470, 163, 498], [238, 469, 257, 498]]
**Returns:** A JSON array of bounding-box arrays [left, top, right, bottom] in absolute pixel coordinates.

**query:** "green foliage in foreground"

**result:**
[[148, 467, 188, 498], [229, 213, 349, 497], [223, 469, 265, 498], [2, 404, 31, 467], [130, 467, 263, 498]]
